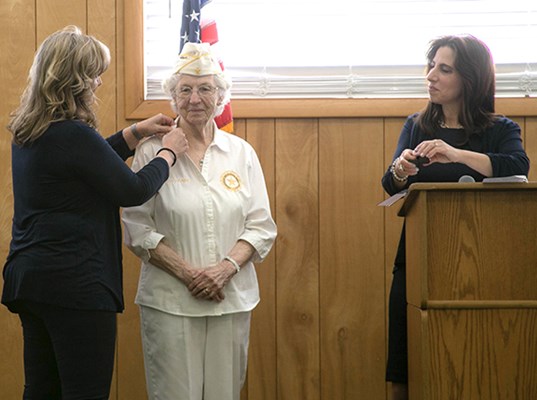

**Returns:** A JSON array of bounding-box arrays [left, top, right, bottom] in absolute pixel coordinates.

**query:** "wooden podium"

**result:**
[[398, 183, 537, 400]]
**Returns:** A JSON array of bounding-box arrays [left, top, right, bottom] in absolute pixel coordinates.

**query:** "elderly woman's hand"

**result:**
[[188, 262, 237, 302], [136, 113, 175, 138]]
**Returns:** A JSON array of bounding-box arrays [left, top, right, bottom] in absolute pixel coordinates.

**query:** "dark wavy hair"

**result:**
[[417, 34, 496, 138]]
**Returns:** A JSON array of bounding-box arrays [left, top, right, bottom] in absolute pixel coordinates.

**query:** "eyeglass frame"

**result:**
[[175, 84, 219, 100]]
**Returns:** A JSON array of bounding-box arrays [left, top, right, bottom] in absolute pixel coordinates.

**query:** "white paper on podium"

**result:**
[[377, 190, 408, 207], [482, 175, 528, 183]]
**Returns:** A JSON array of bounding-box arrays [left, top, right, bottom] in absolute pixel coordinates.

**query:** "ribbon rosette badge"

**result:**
[[221, 171, 241, 191]]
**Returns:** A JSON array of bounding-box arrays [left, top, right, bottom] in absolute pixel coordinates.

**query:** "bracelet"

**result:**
[[130, 123, 143, 141], [224, 256, 241, 273], [390, 158, 408, 182], [156, 147, 177, 167]]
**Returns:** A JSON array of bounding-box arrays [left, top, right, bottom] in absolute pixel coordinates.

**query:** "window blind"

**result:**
[[144, 0, 537, 99]]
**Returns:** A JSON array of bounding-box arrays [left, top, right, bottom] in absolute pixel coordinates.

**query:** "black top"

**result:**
[[382, 114, 530, 267], [2, 120, 169, 312]]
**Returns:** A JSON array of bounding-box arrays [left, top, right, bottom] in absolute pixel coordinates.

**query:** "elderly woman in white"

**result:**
[[122, 43, 277, 400]]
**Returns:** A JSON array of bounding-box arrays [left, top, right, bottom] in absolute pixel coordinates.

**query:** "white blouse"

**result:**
[[122, 127, 277, 317]]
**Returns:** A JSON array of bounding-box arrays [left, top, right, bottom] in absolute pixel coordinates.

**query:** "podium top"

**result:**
[[398, 181, 537, 217]]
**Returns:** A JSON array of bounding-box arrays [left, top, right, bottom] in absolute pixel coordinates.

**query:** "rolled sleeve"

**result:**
[[240, 230, 276, 263], [123, 212, 164, 262]]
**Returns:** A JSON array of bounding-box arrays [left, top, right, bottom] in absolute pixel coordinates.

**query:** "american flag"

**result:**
[[180, 0, 233, 133]]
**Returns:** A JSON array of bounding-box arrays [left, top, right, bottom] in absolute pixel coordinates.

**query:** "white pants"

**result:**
[[139, 306, 251, 400]]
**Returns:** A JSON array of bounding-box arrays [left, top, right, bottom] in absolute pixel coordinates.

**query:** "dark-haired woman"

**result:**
[[382, 34, 529, 400]]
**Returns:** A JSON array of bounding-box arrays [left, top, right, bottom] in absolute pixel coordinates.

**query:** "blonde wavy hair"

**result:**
[[8, 25, 110, 146]]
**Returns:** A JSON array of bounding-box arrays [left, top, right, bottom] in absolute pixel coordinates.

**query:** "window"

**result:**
[[144, 0, 537, 100]]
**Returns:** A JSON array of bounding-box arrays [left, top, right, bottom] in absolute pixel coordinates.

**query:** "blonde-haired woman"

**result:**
[[2, 26, 188, 399]]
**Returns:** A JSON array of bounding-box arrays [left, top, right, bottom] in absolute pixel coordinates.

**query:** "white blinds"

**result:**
[[144, 0, 537, 99]]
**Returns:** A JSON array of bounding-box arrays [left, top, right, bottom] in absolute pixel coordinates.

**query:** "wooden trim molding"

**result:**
[[124, 0, 537, 120], [426, 300, 537, 309], [124, 0, 144, 119]]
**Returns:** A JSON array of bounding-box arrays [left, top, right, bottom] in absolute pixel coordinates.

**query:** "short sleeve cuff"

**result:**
[[136, 232, 165, 262]]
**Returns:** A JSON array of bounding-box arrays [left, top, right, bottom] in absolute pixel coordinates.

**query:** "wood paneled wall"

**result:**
[[1, 1, 537, 399]]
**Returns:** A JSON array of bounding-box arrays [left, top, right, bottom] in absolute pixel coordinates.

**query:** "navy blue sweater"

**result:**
[[382, 114, 530, 196], [2, 120, 169, 312], [382, 114, 530, 267]]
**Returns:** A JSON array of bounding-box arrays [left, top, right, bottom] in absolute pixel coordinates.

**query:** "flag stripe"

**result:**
[[180, 0, 233, 132], [201, 20, 218, 45]]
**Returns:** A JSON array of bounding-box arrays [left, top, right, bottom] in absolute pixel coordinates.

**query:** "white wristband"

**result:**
[[224, 256, 241, 273]]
